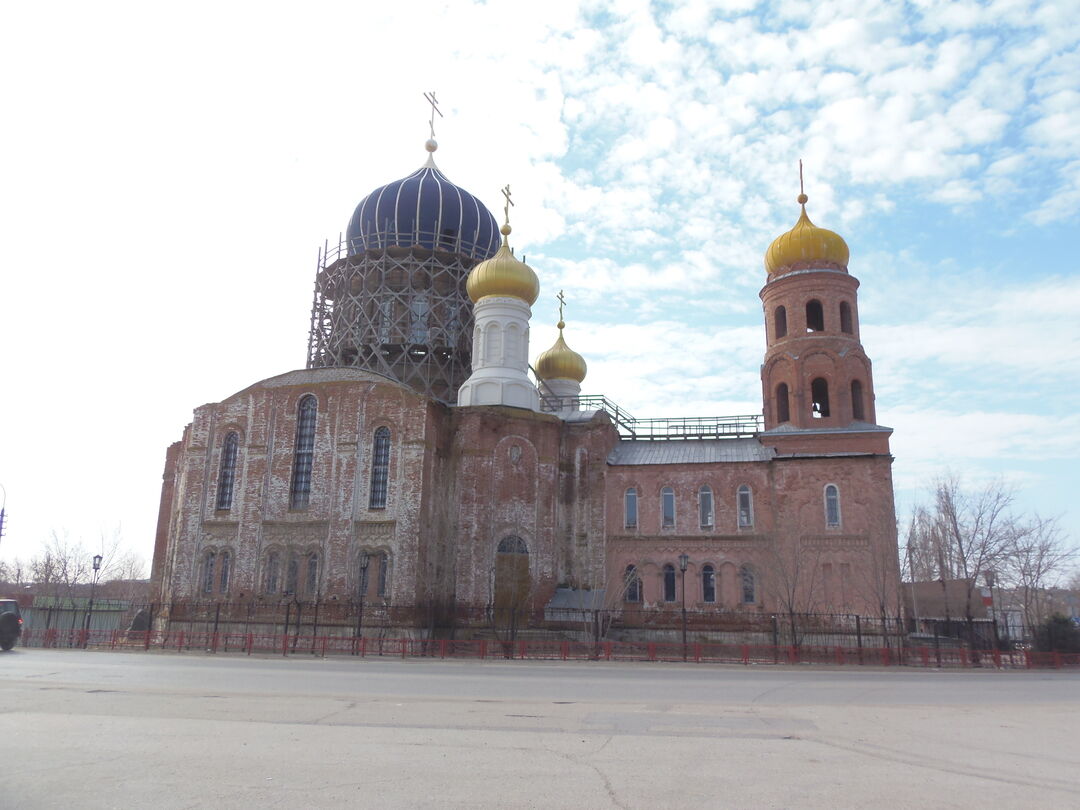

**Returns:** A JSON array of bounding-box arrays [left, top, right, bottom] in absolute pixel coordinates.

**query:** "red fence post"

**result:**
[[178, 630, 185, 652], [480, 640, 487, 660], [647, 642, 656, 662], [742, 644, 749, 665], [439, 639, 447, 659], [561, 641, 569, 661], [402, 638, 407, 659]]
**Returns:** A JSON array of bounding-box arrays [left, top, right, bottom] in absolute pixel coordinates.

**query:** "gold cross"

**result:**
[[424, 91, 443, 139], [799, 159, 805, 197], [501, 184, 514, 226], [557, 289, 566, 323]]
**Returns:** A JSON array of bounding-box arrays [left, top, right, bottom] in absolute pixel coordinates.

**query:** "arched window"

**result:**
[[624, 488, 638, 528], [737, 485, 754, 528], [774, 306, 787, 339], [663, 564, 677, 602], [699, 485, 714, 528], [825, 484, 841, 527], [289, 395, 317, 509], [741, 566, 757, 604], [806, 299, 825, 332], [702, 564, 716, 603], [661, 487, 675, 528], [264, 552, 280, 595], [369, 427, 391, 509], [497, 536, 529, 554], [624, 565, 642, 603], [306, 552, 319, 597], [216, 432, 239, 511], [285, 554, 299, 595], [776, 383, 790, 423], [840, 301, 853, 334], [811, 378, 830, 418], [218, 550, 231, 593], [851, 380, 865, 421], [201, 551, 216, 595]]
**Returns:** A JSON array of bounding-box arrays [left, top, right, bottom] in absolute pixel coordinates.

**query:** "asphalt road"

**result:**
[[2, 649, 1077, 809]]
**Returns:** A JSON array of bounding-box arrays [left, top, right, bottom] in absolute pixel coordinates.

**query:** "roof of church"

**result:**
[[221, 366, 415, 404], [345, 145, 501, 262], [607, 438, 774, 466]]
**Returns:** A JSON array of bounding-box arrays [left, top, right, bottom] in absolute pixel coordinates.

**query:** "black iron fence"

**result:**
[[16, 599, 1003, 652]]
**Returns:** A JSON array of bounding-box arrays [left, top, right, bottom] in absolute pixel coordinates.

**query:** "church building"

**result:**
[[150, 124, 901, 633]]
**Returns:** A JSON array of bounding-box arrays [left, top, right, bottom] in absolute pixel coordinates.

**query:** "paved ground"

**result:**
[[2, 649, 1077, 809]]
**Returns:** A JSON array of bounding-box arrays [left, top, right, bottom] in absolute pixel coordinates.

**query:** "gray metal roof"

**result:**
[[607, 438, 774, 466]]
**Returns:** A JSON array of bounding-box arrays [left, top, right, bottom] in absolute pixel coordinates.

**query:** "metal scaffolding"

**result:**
[[306, 232, 479, 404]]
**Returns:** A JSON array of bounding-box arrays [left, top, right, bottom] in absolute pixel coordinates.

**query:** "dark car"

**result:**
[[0, 599, 23, 650]]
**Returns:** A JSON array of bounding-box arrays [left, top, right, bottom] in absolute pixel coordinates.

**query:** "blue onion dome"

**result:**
[[346, 140, 501, 262]]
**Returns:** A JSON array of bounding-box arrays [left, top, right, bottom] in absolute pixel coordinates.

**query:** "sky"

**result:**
[[1, 0, 1078, 574]]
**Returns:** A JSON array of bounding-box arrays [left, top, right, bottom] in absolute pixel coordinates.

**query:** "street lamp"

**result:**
[[85, 554, 103, 644], [678, 553, 689, 661]]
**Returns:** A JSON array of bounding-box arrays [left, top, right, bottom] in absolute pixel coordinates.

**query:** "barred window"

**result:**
[[825, 484, 842, 527], [306, 552, 319, 597], [738, 485, 754, 528], [624, 565, 641, 603], [265, 552, 280, 595], [377, 552, 390, 597], [663, 564, 677, 602], [741, 565, 757, 604], [215, 432, 239, 510], [369, 427, 391, 509], [624, 488, 638, 528], [218, 550, 231, 593], [661, 486, 675, 528], [285, 554, 299, 595], [702, 564, 716, 603], [289, 395, 317, 509], [201, 551, 216, 595], [699, 485, 714, 528]]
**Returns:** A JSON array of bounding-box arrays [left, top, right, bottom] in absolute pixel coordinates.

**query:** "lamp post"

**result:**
[[678, 553, 689, 661], [355, 554, 370, 642], [85, 554, 103, 645]]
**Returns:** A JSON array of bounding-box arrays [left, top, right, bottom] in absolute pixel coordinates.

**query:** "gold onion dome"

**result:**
[[764, 192, 849, 276], [466, 223, 540, 304], [536, 321, 587, 383]]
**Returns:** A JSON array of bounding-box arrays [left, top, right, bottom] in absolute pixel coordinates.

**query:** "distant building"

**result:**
[[150, 129, 901, 631]]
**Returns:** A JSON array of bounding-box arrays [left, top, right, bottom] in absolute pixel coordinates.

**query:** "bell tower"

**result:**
[[758, 168, 890, 455]]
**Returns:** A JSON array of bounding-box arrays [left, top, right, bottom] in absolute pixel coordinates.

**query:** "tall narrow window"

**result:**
[[409, 293, 429, 344], [624, 565, 641, 603], [811, 378, 830, 418], [377, 552, 390, 597], [806, 299, 825, 332], [369, 427, 391, 509], [741, 566, 757, 604], [702, 565, 716, 603], [663, 564, 677, 602], [201, 551, 216, 595], [737, 485, 753, 528], [289, 395, 317, 509], [624, 488, 638, 528], [218, 550, 231, 593], [661, 487, 675, 528], [825, 484, 841, 527], [851, 380, 865, 421], [699, 485, 714, 528], [776, 383, 790, 423], [285, 554, 299, 594], [839, 301, 853, 334], [216, 432, 239, 510], [306, 552, 319, 597], [774, 306, 787, 339], [265, 552, 280, 594]]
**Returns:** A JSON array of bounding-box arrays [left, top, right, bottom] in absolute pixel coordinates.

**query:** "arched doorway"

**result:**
[[494, 536, 530, 631]]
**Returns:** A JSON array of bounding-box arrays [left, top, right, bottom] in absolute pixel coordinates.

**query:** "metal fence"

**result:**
[[17, 626, 1080, 671], [15, 600, 1004, 652]]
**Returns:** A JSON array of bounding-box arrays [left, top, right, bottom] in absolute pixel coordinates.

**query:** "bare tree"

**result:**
[[767, 539, 824, 647], [1001, 515, 1075, 632]]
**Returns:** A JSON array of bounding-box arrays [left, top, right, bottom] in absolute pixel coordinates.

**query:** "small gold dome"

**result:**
[[536, 321, 587, 383], [466, 224, 540, 304], [764, 196, 849, 276]]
